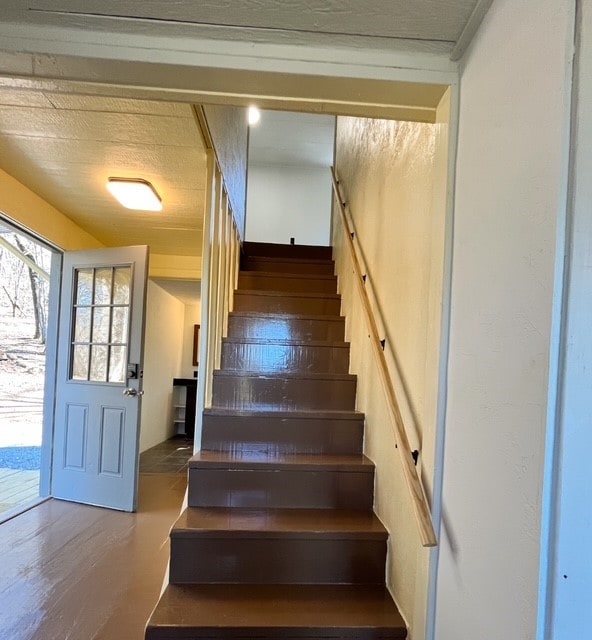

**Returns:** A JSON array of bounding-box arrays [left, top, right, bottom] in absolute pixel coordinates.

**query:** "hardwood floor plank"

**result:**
[[0, 473, 186, 640]]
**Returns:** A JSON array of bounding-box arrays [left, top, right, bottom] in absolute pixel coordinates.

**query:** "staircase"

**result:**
[[146, 242, 406, 639]]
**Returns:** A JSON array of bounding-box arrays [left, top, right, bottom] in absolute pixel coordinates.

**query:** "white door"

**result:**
[[51, 246, 148, 511]]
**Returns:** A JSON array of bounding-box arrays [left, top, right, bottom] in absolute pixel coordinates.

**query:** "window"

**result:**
[[70, 266, 131, 383]]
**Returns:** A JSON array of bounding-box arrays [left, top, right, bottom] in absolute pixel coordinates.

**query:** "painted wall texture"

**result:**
[[333, 101, 449, 636], [203, 105, 248, 238], [435, 0, 573, 639], [140, 280, 185, 452], [246, 165, 332, 246], [0, 168, 103, 250]]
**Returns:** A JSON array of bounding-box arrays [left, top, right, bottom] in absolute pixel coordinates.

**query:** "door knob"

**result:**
[[123, 387, 144, 397]]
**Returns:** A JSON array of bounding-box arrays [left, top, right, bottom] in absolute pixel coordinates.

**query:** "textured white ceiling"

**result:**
[[23, 0, 481, 46], [0, 88, 207, 257]]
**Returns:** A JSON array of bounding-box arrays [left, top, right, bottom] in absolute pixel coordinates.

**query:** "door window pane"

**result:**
[[113, 267, 131, 305], [111, 307, 129, 344], [74, 307, 91, 343], [70, 265, 132, 383], [72, 344, 90, 380], [94, 268, 113, 305], [76, 269, 93, 305], [92, 307, 111, 344], [108, 346, 126, 383], [89, 345, 108, 382]]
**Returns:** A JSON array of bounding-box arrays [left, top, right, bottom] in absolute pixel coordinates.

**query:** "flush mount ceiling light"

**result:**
[[247, 106, 261, 126], [106, 178, 162, 211]]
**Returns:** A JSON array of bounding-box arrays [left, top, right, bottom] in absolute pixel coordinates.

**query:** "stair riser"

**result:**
[[238, 273, 337, 294], [227, 315, 345, 342], [170, 538, 386, 585], [202, 415, 363, 455], [212, 375, 356, 411], [242, 257, 336, 275], [147, 628, 402, 640], [188, 469, 374, 509], [147, 627, 402, 640], [243, 242, 332, 261], [234, 292, 341, 316], [221, 342, 350, 374]]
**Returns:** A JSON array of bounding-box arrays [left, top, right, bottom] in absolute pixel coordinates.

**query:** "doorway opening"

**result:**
[[0, 220, 53, 520]]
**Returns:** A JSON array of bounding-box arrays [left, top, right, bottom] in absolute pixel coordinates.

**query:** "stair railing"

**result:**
[[195, 146, 240, 447], [331, 167, 437, 548]]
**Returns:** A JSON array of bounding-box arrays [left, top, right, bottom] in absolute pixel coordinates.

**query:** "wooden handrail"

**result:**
[[331, 168, 437, 548]]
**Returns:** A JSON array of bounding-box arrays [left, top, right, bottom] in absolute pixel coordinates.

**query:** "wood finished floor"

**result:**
[[0, 472, 186, 640]]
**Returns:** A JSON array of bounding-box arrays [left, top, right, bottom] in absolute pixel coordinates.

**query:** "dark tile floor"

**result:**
[[140, 436, 194, 474]]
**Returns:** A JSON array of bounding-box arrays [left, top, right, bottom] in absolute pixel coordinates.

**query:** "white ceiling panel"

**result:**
[[4, 0, 494, 65], [0, 107, 198, 147], [27, 0, 480, 43]]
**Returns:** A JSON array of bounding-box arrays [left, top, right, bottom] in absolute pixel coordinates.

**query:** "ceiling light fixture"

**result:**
[[248, 106, 261, 126], [106, 178, 162, 211]]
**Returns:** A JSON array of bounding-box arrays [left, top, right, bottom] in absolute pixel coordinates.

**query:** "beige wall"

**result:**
[[435, 0, 574, 638], [139, 280, 185, 452], [333, 92, 449, 636], [0, 168, 103, 250], [203, 105, 248, 238]]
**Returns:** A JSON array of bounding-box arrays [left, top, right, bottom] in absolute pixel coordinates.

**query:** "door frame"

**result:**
[[39, 250, 62, 497], [0, 215, 61, 502], [0, 223, 150, 508]]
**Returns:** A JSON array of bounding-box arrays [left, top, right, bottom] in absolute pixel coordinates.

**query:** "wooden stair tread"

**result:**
[[203, 407, 364, 420], [222, 336, 349, 348], [229, 311, 344, 322], [241, 255, 334, 265], [239, 270, 337, 281], [235, 289, 340, 300], [189, 451, 374, 471], [146, 584, 406, 639], [171, 507, 387, 539], [213, 369, 355, 381]]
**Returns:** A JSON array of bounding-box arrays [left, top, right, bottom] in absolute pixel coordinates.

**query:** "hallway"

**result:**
[[0, 472, 186, 640]]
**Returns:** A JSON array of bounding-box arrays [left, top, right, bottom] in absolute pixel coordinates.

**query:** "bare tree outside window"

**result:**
[[0, 229, 50, 345], [0, 224, 52, 516]]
